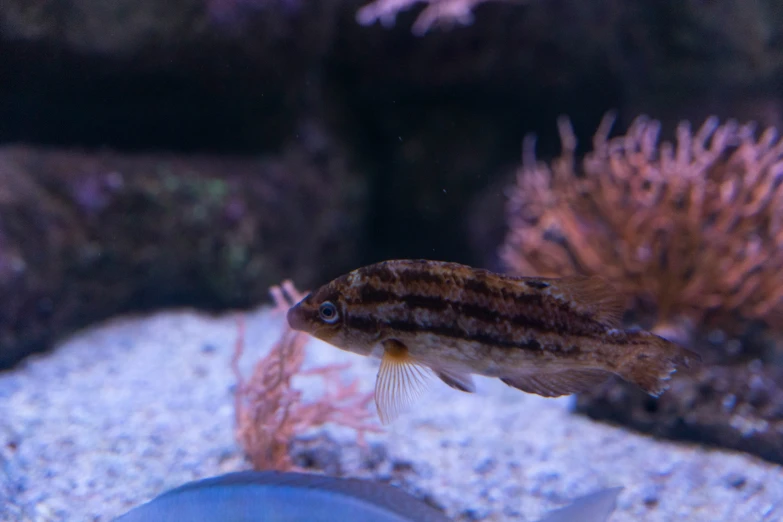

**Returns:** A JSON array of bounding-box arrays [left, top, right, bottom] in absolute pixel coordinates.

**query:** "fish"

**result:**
[[114, 471, 449, 522], [287, 259, 699, 424], [114, 470, 623, 522]]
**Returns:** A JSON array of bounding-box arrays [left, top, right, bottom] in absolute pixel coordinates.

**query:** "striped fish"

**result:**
[[287, 259, 698, 424]]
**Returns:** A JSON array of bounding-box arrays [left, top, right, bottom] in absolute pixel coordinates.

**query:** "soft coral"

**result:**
[[232, 280, 380, 470]]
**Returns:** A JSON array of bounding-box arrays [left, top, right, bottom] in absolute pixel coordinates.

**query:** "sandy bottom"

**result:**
[[1, 307, 781, 521]]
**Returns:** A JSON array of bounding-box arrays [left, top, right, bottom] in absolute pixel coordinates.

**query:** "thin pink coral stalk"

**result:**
[[232, 281, 380, 471]]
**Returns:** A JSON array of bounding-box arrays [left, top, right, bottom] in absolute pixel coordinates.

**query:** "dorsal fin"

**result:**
[[557, 275, 626, 327], [515, 275, 626, 328]]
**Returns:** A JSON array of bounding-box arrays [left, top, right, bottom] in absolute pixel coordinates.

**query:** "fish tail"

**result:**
[[618, 331, 700, 396]]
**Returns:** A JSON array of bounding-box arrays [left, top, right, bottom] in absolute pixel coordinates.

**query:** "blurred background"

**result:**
[[2, 0, 783, 467]]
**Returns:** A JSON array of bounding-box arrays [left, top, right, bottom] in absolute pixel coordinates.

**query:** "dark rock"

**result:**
[[459, 507, 490, 521], [473, 457, 496, 475], [724, 472, 747, 490], [391, 459, 416, 474], [0, 131, 366, 368], [290, 433, 345, 474], [362, 442, 389, 471], [6, 1, 783, 272], [0, 0, 340, 152], [574, 362, 783, 466], [200, 343, 218, 354], [640, 484, 661, 507]]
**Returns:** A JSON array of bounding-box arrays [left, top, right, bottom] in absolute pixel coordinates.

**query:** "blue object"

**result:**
[[114, 471, 622, 522], [114, 471, 449, 522]]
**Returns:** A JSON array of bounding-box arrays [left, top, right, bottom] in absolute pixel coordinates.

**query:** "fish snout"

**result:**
[[286, 302, 308, 332]]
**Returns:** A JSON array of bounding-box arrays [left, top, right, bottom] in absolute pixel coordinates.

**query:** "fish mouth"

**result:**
[[286, 302, 308, 332]]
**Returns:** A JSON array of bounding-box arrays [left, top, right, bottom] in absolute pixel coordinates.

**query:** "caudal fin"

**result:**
[[619, 331, 700, 396]]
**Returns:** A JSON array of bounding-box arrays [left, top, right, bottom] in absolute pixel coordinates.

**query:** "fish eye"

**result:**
[[318, 301, 339, 324]]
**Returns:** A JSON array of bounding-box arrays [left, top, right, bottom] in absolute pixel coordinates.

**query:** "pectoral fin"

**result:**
[[501, 369, 611, 398], [375, 339, 431, 425], [434, 368, 476, 393]]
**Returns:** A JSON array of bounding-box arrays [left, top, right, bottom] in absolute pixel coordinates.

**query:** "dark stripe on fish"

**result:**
[[383, 320, 548, 351], [348, 288, 605, 337], [345, 309, 577, 354], [363, 262, 496, 295], [350, 264, 611, 333]]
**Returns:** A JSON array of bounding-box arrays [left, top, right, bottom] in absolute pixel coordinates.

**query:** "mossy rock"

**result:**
[[0, 133, 366, 368]]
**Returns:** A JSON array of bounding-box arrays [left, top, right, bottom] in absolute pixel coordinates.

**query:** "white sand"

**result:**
[[1, 307, 781, 521]]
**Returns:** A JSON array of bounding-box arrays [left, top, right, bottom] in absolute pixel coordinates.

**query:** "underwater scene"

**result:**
[[2, 1, 783, 521]]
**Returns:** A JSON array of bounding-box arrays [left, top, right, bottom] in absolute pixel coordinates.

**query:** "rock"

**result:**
[[6, 1, 783, 272], [574, 362, 783, 466], [0, 0, 341, 153], [290, 433, 345, 475], [0, 129, 366, 368], [723, 472, 747, 490]]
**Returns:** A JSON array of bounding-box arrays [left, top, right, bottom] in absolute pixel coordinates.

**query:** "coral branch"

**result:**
[[501, 114, 783, 331], [356, 0, 526, 36], [232, 281, 380, 471]]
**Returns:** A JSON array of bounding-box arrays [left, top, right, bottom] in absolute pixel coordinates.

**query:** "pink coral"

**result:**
[[356, 0, 528, 36], [232, 281, 380, 471], [501, 113, 783, 332], [356, 0, 489, 36]]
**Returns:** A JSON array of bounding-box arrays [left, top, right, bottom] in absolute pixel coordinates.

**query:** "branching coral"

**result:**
[[500, 113, 783, 331], [232, 281, 380, 470], [206, 0, 523, 36], [356, 0, 526, 36]]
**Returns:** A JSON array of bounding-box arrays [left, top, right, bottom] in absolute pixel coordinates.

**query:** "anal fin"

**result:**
[[375, 339, 431, 425], [501, 369, 611, 398], [434, 368, 476, 393]]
